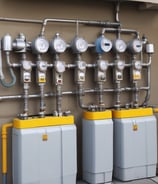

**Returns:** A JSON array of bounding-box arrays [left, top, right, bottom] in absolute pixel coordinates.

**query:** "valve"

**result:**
[[95, 59, 108, 82], [36, 60, 47, 83], [75, 60, 86, 83], [21, 60, 32, 83], [131, 60, 142, 81], [13, 33, 27, 53], [114, 59, 125, 81], [54, 60, 65, 85]]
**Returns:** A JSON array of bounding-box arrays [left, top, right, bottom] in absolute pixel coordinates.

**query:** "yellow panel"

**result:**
[[112, 108, 153, 119], [83, 110, 112, 120], [13, 116, 74, 129]]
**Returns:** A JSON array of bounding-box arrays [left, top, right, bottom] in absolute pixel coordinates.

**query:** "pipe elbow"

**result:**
[[2, 123, 13, 136]]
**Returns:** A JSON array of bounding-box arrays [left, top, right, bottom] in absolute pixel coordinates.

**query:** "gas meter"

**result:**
[[128, 39, 143, 54], [37, 61, 47, 83], [113, 39, 127, 53], [114, 60, 125, 81], [95, 60, 108, 82], [50, 33, 67, 53], [75, 60, 86, 82], [71, 36, 88, 53], [31, 36, 49, 54], [95, 35, 112, 54]]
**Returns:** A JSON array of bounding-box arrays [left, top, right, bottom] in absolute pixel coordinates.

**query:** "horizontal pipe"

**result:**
[[102, 27, 139, 37], [0, 17, 42, 24], [0, 85, 149, 101], [40, 18, 120, 36]]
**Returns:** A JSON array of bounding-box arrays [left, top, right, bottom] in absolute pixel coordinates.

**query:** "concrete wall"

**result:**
[[0, 0, 157, 183]]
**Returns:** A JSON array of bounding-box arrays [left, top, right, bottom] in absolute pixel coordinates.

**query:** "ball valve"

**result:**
[[95, 35, 112, 54]]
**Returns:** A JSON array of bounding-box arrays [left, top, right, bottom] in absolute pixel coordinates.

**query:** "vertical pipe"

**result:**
[[1, 123, 13, 184], [133, 81, 139, 108], [115, 81, 121, 109], [39, 84, 45, 117], [98, 82, 105, 111], [56, 85, 62, 116], [23, 83, 29, 119]]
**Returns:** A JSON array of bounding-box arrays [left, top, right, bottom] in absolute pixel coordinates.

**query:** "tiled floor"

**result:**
[[77, 177, 158, 184]]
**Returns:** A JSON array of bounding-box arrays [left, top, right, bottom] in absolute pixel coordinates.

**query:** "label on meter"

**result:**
[[38, 72, 46, 83], [133, 70, 141, 80]]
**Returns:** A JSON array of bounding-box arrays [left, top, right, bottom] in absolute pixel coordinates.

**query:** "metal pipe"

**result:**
[[77, 83, 89, 110], [142, 55, 152, 106], [133, 81, 139, 108], [20, 83, 29, 119], [114, 81, 121, 109], [40, 18, 120, 36], [0, 52, 16, 88], [98, 82, 105, 111], [56, 85, 63, 116], [1, 123, 13, 184], [0, 85, 150, 102], [102, 27, 139, 38], [0, 17, 42, 24], [39, 84, 45, 117]]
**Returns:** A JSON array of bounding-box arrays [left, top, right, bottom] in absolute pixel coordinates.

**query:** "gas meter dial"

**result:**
[[134, 60, 142, 70], [55, 61, 65, 73], [116, 60, 125, 71], [50, 33, 67, 53], [113, 39, 127, 53], [98, 60, 108, 72], [128, 39, 143, 54], [71, 36, 88, 53], [95, 36, 112, 54], [31, 36, 49, 54]]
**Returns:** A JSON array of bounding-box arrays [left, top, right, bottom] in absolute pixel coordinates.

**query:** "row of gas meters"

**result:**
[[2, 32, 154, 55], [1, 33, 154, 85]]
